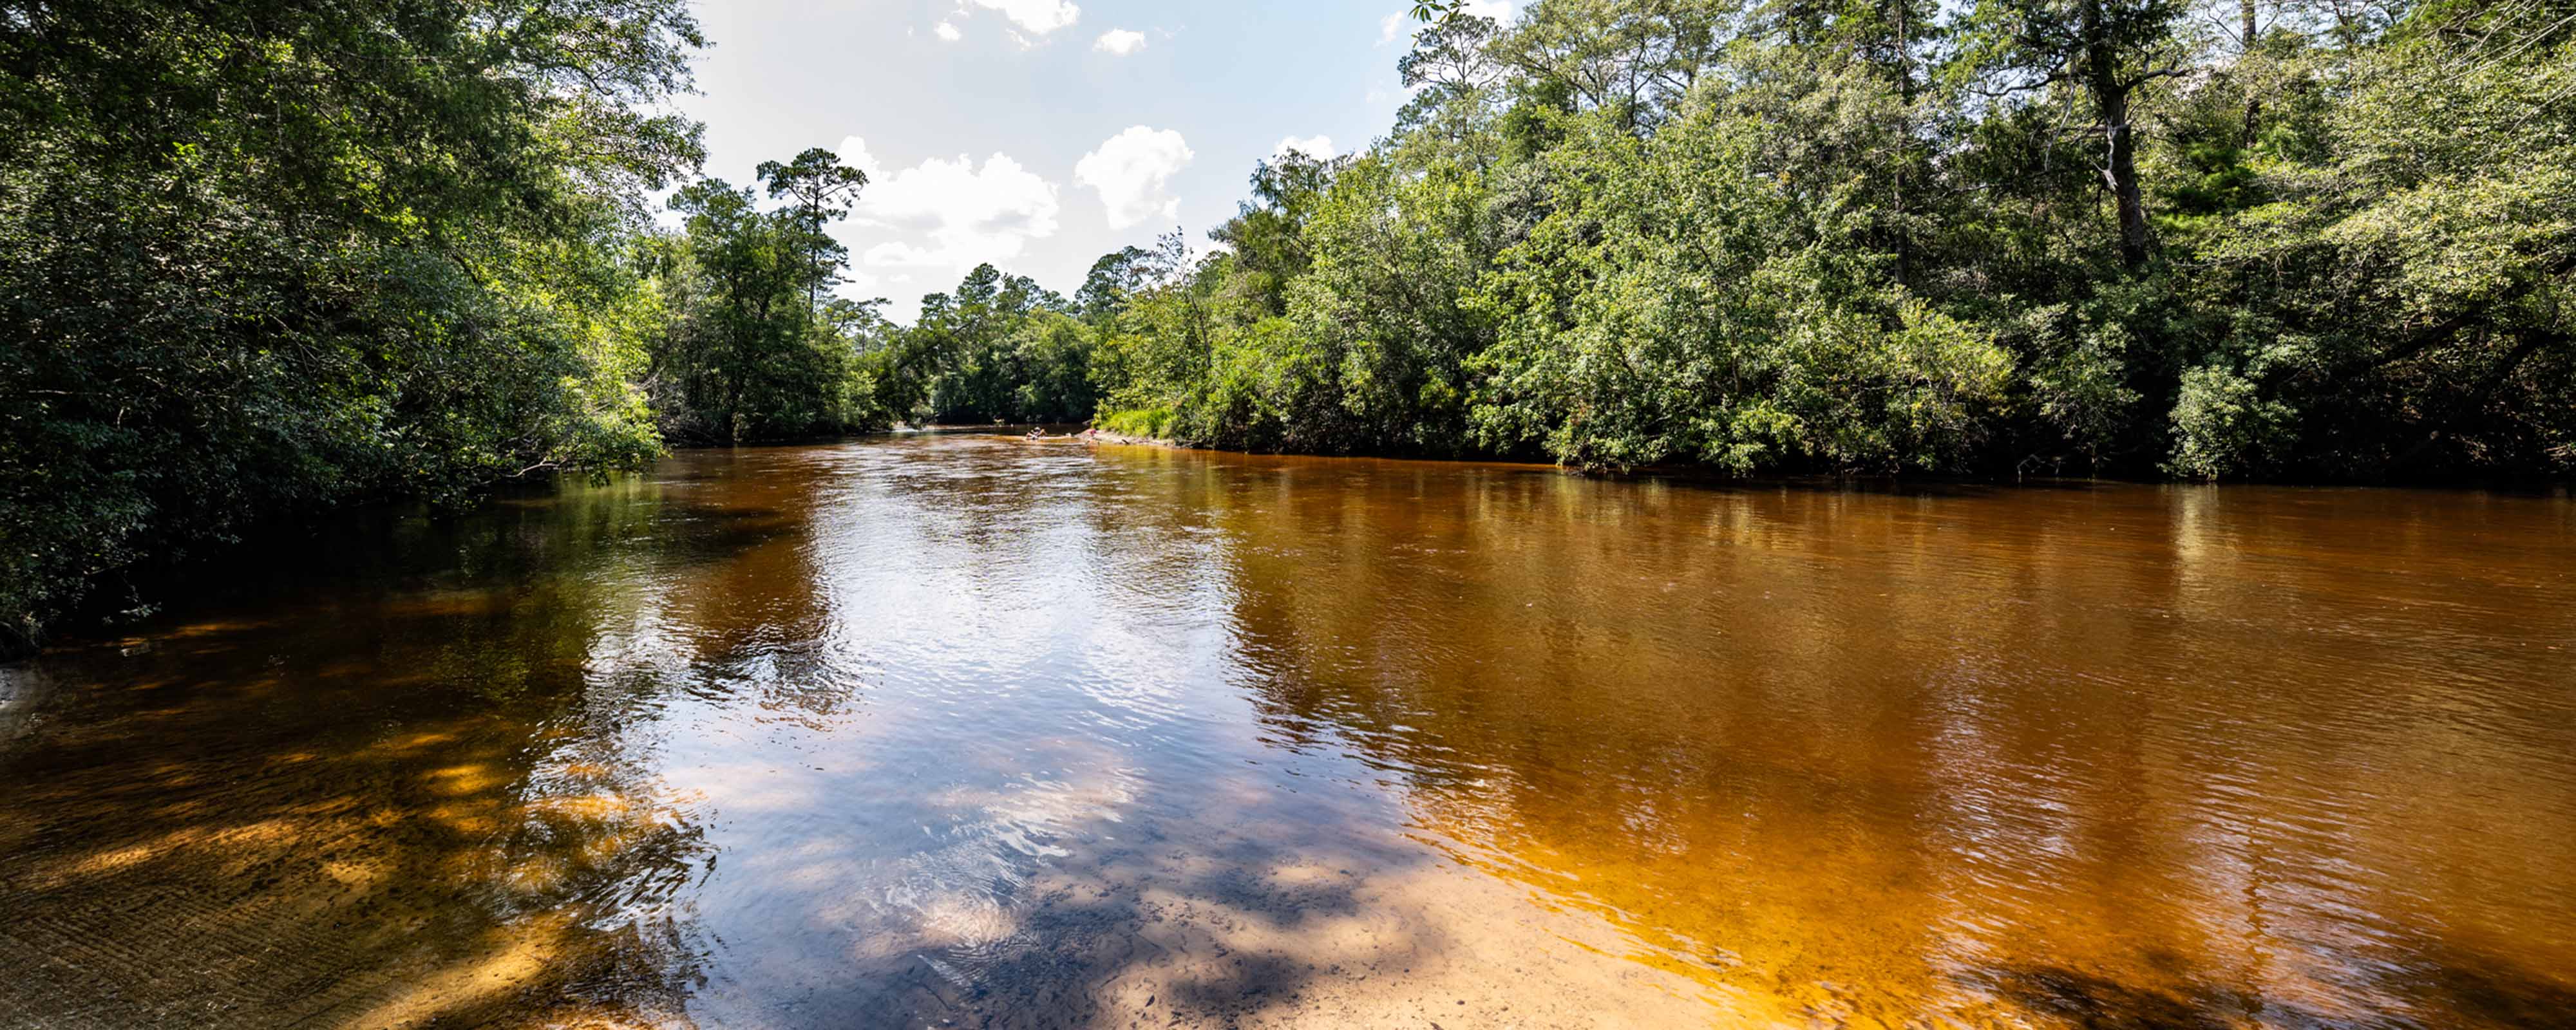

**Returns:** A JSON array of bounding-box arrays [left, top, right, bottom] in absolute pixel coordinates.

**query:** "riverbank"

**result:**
[[1078, 427, 1173, 448], [908, 424, 1175, 449]]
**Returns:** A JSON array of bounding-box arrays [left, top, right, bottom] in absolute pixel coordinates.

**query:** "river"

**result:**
[[3, 433, 2571, 1028]]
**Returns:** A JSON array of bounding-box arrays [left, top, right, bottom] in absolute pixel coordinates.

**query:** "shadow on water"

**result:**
[[0, 470, 821, 1027], [2400, 954, 2576, 1030], [0, 632, 717, 1026], [723, 830, 1443, 1028], [0, 634, 1472, 1028], [1967, 949, 2576, 1030], [0, 444, 1501, 1029], [4, 436, 2574, 1029], [1163, 439, 2576, 1027], [1978, 963, 2282, 1030]]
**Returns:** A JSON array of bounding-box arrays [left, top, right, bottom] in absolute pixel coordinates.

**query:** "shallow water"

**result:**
[[3, 434, 2573, 1029]]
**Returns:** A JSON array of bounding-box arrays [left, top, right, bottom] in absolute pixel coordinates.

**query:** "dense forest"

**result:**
[[1027, 0, 2575, 482], [3, 0, 2571, 651]]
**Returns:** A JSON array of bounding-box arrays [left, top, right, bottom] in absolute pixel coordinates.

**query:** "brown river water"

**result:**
[[3, 433, 2573, 1029]]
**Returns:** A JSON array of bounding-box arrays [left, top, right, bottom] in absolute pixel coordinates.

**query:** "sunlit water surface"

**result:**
[[3, 435, 2572, 1029]]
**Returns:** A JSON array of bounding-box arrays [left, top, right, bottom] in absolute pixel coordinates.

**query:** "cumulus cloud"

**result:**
[[965, 0, 1080, 37], [933, 20, 961, 41], [835, 136, 884, 179], [1074, 126, 1193, 229], [833, 136, 1061, 281], [1093, 28, 1146, 55], [1274, 135, 1336, 159]]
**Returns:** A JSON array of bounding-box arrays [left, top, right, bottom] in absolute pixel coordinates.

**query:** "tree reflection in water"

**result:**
[[3, 435, 2573, 1029]]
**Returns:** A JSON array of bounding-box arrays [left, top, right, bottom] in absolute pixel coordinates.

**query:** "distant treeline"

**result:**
[[3, 0, 2571, 651], [925, 0, 2575, 484]]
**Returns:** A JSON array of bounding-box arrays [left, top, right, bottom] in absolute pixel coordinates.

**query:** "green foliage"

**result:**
[[876, 264, 1090, 425], [2167, 363, 2297, 479], [12, 0, 2574, 650], [1097, 408, 1179, 440], [906, 0, 2571, 487], [1, 0, 706, 651], [1469, 104, 2012, 471], [1209, 152, 1346, 317], [2175, 10, 2576, 476], [649, 160, 885, 444]]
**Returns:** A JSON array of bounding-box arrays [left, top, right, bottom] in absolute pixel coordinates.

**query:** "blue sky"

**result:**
[[674, 0, 1513, 314]]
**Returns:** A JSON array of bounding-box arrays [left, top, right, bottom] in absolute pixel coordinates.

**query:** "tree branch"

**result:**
[[2118, 66, 2190, 91]]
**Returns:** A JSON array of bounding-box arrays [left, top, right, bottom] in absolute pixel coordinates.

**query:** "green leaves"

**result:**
[[1408, 1, 1470, 26], [10, 0, 2572, 653], [2171, 22, 2576, 476], [0, 0, 706, 648], [650, 154, 891, 442], [2166, 363, 2297, 479], [1469, 104, 2012, 472]]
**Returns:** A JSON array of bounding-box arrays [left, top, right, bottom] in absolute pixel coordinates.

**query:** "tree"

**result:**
[[1077, 247, 1155, 323], [887, 264, 1088, 425], [1208, 151, 1347, 317], [2170, 7, 2576, 476], [656, 160, 880, 444], [1955, 0, 2193, 268], [1490, 0, 1738, 131], [756, 148, 869, 307], [0, 0, 705, 651], [1468, 104, 2011, 470]]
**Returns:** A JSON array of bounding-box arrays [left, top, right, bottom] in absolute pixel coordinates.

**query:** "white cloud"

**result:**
[[1274, 135, 1335, 159], [835, 136, 884, 180], [833, 138, 1061, 282], [1075, 126, 1193, 229], [1094, 28, 1146, 55], [1379, 12, 1408, 43], [1464, 0, 1513, 19], [965, 0, 1080, 37], [933, 20, 961, 41]]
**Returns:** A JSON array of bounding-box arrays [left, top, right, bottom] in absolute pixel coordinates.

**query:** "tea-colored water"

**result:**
[[3, 434, 2571, 1029]]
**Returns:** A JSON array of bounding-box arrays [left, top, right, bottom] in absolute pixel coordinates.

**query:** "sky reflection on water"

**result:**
[[2, 434, 2572, 1029]]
